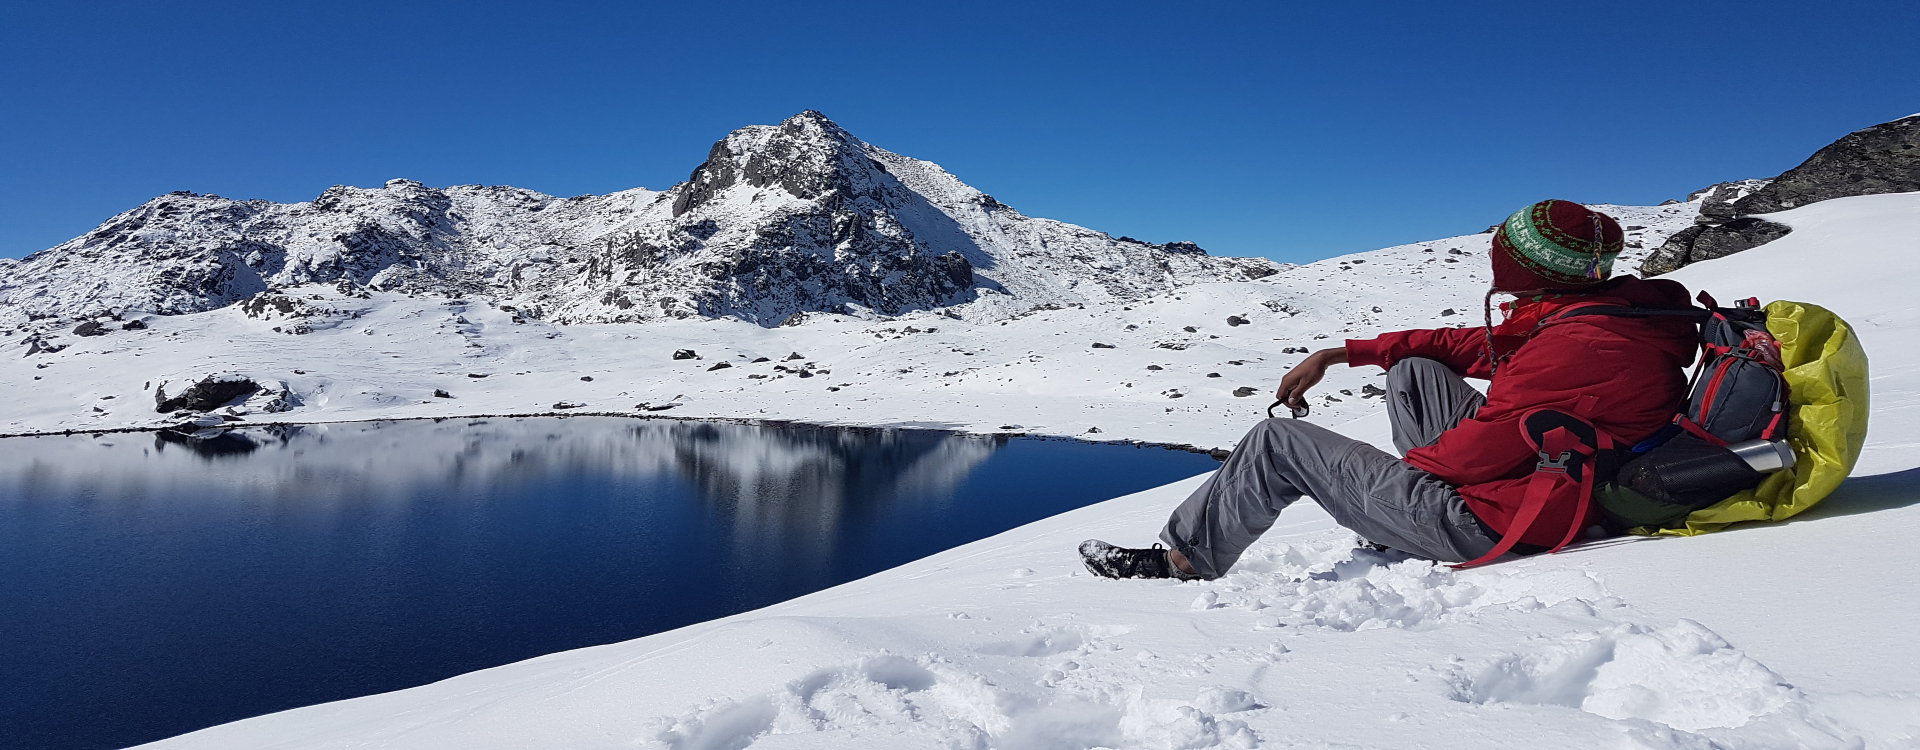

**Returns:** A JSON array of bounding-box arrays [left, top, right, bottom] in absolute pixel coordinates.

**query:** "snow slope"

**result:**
[[131, 193, 1920, 749]]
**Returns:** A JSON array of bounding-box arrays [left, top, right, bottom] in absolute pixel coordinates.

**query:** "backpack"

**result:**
[[1454, 292, 1798, 568], [1566, 293, 1797, 533]]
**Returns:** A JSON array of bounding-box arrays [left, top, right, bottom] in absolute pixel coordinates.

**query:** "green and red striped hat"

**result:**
[[1489, 200, 1625, 291]]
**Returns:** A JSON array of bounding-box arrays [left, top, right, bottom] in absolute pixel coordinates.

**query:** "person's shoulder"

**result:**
[[1600, 275, 1692, 309]]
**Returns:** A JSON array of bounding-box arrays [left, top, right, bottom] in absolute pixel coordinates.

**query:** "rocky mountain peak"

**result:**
[[674, 110, 877, 217]]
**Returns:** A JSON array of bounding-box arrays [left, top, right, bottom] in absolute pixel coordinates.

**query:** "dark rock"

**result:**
[[1183, 326, 1198, 333], [1440, 309, 1457, 317], [72, 320, 108, 337], [672, 140, 740, 217], [785, 352, 805, 360], [672, 349, 698, 360], [1226, 315, 1249, 327], [1207, 372, 1221, 378], [1689, 179, 1772, 220], [707, 362, 732, 371], [1641, 218, 1794, 276], [552, 401, 583, 409], [1361, 384, 1386, 398], [122, 319, 147, 330], [1146, 365, 1163, 370], [797, 370, 813, 378], [467, 373, 488, 378], [751, 357, 770, 363], [580, 375, 593, 381], [1649, 116, 1920, 274], [1208, 448, 1232, 461], [1729, 116, 1920, 217], [154, 374, 258, 413], [433, 389, 452, 398], [1233, 387, 1258, 397]]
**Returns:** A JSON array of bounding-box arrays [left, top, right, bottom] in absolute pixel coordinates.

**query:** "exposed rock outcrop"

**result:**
[[1645, 115, 1920, 275], [1640, 217, 1794, 276], [1728, 115, 1920, 216], [155, 374, 259, 413]]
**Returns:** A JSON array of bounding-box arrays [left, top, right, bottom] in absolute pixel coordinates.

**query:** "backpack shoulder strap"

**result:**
[[1453, 409, 1615, 569]]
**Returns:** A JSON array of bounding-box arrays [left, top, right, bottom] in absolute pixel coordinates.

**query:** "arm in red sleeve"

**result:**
[[1345, 327, 1492, 378]]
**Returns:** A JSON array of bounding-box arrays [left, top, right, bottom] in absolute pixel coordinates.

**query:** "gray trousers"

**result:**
[[1160, 358, 1497, 577]]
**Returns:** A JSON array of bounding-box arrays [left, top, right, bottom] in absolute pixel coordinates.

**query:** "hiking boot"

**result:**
[[1079, 539, 1195, 580]]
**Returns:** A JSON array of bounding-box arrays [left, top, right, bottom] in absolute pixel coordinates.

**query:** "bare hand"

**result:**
[[1276, 347, 1349, 410]]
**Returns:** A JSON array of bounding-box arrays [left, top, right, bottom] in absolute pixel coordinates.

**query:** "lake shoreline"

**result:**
[[0, 409, 1235, 459]]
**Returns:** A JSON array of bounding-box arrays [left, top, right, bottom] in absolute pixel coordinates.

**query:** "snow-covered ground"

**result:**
[[113, 191, 1920, 749]]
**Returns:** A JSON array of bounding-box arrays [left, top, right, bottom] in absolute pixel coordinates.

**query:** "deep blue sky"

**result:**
[[3, 1, 1915, 262]]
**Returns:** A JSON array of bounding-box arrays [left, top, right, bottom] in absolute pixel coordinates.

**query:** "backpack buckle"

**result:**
[[1536, 450, 1574, 474]]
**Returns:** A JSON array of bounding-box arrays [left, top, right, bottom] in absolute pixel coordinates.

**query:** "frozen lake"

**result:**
[[0, 417, 1217, 749]]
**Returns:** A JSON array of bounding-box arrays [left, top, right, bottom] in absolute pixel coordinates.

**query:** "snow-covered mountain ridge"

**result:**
[[0, 185, 1701, 445], [0, 111, 1277, 331]]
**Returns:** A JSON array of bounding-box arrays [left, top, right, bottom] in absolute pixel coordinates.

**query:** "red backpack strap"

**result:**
[[1453, 410, 1611, 569]]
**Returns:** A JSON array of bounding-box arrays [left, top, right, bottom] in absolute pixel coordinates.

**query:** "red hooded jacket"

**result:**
[[1344, 276, 1699, 545]]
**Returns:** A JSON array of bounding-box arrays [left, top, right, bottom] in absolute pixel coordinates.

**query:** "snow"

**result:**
[[92, 191, 1920, 749]]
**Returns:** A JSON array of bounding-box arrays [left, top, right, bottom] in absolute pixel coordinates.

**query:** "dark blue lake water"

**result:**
[[0, 417, 1216, 749]]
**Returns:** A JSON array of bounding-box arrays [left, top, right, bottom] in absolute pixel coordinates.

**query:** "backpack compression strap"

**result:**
[[1452, 409, 1613, 569]]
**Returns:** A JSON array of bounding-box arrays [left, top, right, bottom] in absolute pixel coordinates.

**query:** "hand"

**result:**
[[1275, 346, 1348, 410]]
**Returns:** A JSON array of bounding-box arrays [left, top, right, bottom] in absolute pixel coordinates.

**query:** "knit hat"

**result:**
[[1489, 200, 1625, 292]]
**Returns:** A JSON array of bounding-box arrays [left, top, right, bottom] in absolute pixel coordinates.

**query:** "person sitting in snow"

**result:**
[[1081, 200, 1700, 579]]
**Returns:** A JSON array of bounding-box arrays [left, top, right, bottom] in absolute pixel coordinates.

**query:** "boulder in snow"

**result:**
[[155, 374, 259, 413]]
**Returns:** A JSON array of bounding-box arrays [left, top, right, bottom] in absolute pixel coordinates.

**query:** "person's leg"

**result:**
[[1156, 418, 1496, 578], [1386, 357, 1486, 455]]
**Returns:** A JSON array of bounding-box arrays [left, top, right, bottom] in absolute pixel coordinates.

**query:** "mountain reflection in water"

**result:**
[[0, 417, 1217, 750]]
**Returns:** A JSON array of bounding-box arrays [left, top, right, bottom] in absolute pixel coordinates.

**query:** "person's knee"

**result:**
[[1387, 357, 1447, 385], [1251, 417, 1307, 444]]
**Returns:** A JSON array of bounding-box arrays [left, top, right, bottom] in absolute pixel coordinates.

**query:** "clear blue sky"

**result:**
[[3, 1, 1915, 262]]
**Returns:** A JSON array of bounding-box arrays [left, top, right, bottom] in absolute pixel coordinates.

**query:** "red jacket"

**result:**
[[1344, 277, 1699, 545]]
